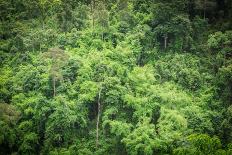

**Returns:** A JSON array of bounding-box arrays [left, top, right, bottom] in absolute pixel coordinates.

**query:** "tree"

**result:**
[[44, 47, 69, 97], [43, 95, 85, 152], [0, 103, 20, 154], [174, 134, 231, 155], [151, 1, 193, 50], [96, 2, 109, 40], [122, 118, 164, 155], [195, 0, 217, 19], [0, 0, 232, 154], [38, 0, 61, 29]]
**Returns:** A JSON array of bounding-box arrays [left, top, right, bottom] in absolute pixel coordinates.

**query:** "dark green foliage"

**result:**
[[0, 0, 231, 154]]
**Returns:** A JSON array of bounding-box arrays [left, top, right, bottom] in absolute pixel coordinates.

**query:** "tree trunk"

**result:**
[[164, 35, 168, 49], [96, 86, 102, 148], [102, 29, 104, 41]]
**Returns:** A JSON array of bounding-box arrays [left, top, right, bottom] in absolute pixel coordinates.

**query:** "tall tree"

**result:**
[[43, 47, 69, 97], [38, 0, 60, 29]]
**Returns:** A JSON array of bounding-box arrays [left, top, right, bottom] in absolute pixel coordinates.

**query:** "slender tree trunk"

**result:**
[[164, 35, 168, 49], [96, 86, 102, 148], [53, 77, 56, 97], [102, 32, 104, 41]]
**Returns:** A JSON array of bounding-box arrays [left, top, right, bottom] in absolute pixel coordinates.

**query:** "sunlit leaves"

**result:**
[[78, 81, 99, 102], [174, 134, 231, 155], [122, 118, 165, 155]]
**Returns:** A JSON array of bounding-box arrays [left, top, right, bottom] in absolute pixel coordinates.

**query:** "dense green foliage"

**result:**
[[0, 0, 232, 154]]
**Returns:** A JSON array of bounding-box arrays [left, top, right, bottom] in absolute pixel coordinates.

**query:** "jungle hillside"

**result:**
[[0, 0, 232, 154]]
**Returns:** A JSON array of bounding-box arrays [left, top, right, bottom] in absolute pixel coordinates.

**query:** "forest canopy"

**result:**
[[0, 0, 232, 154]]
